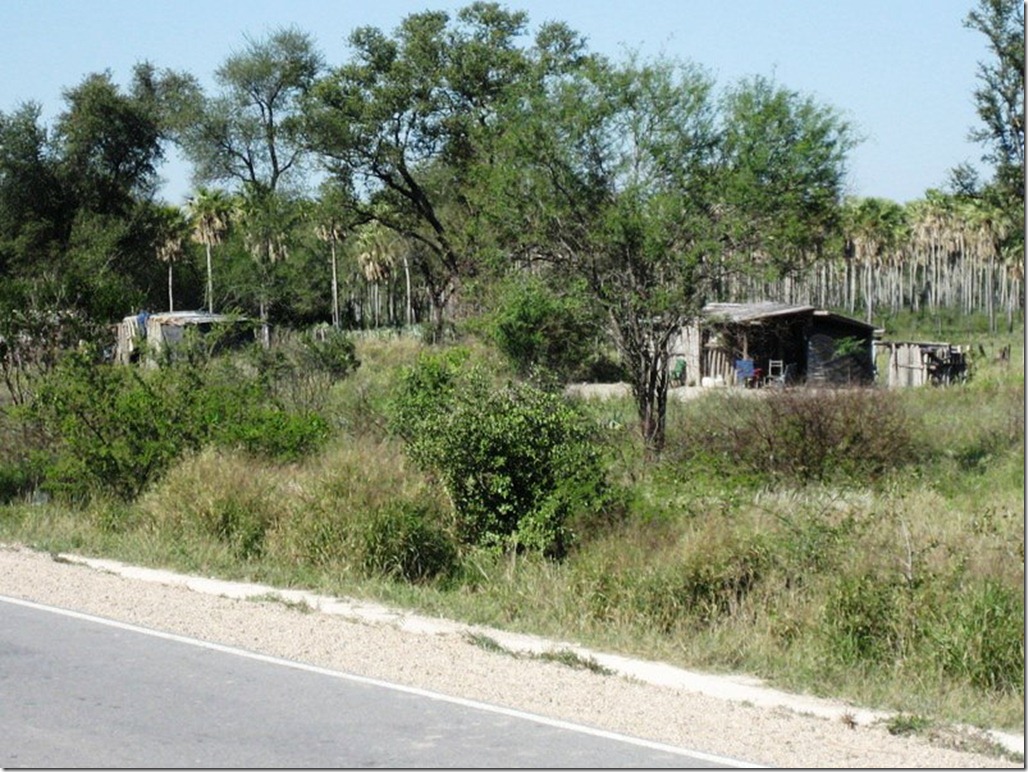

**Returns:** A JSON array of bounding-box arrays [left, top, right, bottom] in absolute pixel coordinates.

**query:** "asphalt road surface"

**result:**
[[1, 596, 753, 768]]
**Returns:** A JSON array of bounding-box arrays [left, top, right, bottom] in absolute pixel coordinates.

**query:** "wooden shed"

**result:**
[[670, 302, 879, 388]]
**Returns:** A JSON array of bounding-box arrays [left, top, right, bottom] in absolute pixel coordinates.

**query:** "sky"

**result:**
[[1, 0, 993, 206]]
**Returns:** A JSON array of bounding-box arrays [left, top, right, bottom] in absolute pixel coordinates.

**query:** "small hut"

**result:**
[[671, 302, 879, 388], [115, 310, 248, 365]]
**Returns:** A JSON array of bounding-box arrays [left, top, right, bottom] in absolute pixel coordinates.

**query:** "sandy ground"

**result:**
[[0, 544, 1022, 768]]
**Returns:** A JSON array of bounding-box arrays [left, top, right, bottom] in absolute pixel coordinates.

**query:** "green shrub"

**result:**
[[389, 351, 617, 557], [215, 407, 330, 462], [243, 328, 360, 415], [26, 345, 331, 501], [357, 502, 458, 583], [300, 326, 361, 379], [484, 275, 600, 381], [28, 348, 187, 500]]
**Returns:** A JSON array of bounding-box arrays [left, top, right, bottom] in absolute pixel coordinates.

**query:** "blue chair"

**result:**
[[735, 358, 755, 386]]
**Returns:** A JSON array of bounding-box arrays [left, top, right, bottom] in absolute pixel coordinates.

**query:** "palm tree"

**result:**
[[353, 221, 401, 329], [908, 191, 953, 313], [315, 217, 346, 329], [843, 197, 906, 323], [963, 198, 1012, 332], [235, 184, 294, 347], [155, 205, 189, 312], [186, 188, 231, 313], [310, 187, 354, 329]]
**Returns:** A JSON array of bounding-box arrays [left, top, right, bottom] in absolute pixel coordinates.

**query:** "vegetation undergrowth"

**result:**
[[0, 326, 1023, 739]]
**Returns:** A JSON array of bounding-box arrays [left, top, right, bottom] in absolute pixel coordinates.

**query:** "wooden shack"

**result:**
[[670, 302, 879, 388]]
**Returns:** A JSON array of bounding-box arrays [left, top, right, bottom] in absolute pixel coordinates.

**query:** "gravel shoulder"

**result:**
[[1, 543, 1022, 768]]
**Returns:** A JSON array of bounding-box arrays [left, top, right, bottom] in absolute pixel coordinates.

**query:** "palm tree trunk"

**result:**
[[865, 254, 874, 324], [987, 250, 996, 333], [330, 240, 340, 328], [259, 297, 270, 349], [403, 255, 413, 327], [168, 263, 174, 312], [205, 243, 214, 313]]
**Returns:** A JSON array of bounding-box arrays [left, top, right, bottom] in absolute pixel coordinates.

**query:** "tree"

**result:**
[[717, 76, 855, 294], [961, 0, 1025, 281], [180, 28, 322, 195], [186, 187, 232, 313], [234, 184, 296, 346], [154, 205, 189, 312], [46, 70, 187, 320], [302, 4, 563, 334], [308, 183, 356, 328], [0, 103, 70, 276], [352, 220, 401, 329], [483, 55, 717, 455], [965, 0, 1025, 200], [486, 57, 854, 455], [842, 197, 907, 323], [55, 71, 164, 215], [485, 273, 600, 382]]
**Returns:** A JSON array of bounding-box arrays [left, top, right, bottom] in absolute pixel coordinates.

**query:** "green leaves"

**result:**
[[485, 274, 599, 380], [388, 350, 614, 557], [182, 28, 322, 193], [718, 75, 855, 273], [27, 345, 332, 501]]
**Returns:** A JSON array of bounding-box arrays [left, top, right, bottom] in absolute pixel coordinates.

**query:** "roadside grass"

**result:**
[[0, 319, 1022, 738], [462, 632, 614, 675]]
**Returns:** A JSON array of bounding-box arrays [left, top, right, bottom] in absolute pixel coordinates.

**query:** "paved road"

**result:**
[[1, 596, 753, 768]]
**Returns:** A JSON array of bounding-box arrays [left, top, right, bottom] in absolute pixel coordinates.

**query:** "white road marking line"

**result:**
[[1, 593, 763, 768]]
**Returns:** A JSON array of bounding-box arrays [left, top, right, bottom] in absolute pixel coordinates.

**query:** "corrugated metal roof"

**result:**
[[811, 309, 879, 332], [121, 311, 237, 326], [702, 302, 816, 323]]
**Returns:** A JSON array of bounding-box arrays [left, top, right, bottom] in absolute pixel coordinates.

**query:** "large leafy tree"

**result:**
[[964, 0, 1024, 204], [0, 103, 70, 276], [716, 76, 854, 292], [485, 56, 854, 454], [179, 28, 322, 195], [55, 71, 164, 216], [486, 55, 719, 455], [302, 3, 575, 334], [13, 69, 190, 322], [959, 0, 1025, 328], [174, 29, 321, 341]]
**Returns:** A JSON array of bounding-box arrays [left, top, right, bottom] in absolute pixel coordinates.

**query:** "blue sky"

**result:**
[[1, 0, 991, 205]]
